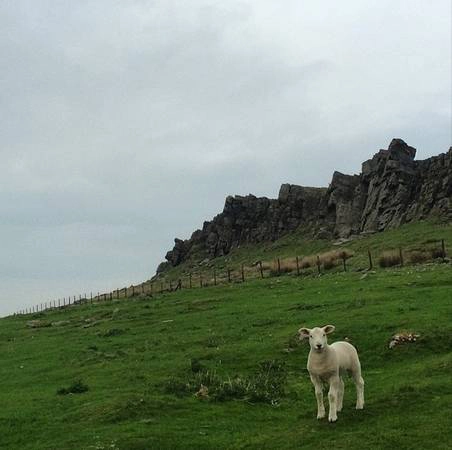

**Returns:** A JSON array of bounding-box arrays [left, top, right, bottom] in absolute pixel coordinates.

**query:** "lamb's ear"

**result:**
[[298, 327, 311, 338], [323, 325, 335, 335]]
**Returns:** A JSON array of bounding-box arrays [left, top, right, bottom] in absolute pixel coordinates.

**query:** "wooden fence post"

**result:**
[[342, 254, 347, 272], [296, 256, 300, 276], [368, 249, 373, 270], [259, 261, 264, 279], [227, 269, 232, 283], [200, 275, 203, 288], [277, 258, 281, 275], [241, 264, 245, 282], [189, 273, 192, 288], [399, 247, 404, 266], [316, 256, 321, 275]]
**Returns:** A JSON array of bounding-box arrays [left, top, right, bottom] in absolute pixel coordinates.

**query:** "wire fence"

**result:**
[[14, 238, 448, 316]]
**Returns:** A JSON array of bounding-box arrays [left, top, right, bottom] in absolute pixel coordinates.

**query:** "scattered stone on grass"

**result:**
[[389, 332, 420, 349], [195, 384, 209, 398], [26, 320, 51, 328], [51, 320, 70, 327]]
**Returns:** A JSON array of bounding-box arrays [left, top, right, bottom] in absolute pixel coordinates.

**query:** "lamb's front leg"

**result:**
[[310, 375, 325, 419], [328, 375, 340, 422]]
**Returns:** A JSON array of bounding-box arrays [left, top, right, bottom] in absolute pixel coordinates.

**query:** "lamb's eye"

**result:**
[[323, 334, 326, 337], [309, 335, 312, 338]]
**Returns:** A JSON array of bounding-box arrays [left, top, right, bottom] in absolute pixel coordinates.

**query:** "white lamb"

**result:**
[[298, 325, 364, 422]]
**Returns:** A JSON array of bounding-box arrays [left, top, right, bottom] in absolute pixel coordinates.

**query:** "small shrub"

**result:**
[[204, 336, 222, 348], [407, 251, 430, 264], [379, 251, 402, 268], [163, 360, 287, 405], [190, 358, 205, 373], [336, 249, 354, 260], [299, 256, 314, 269], [213, 376, 251, 401], [57, 380, 89, 395], [431, 248, 446, 259], [103, 328, 124, 337], [188, 370, 221, 391], [322, 257, 336, 270], [163, 378, 190, 397]]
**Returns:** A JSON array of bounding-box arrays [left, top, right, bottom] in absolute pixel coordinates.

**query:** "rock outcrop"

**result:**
[[161, 139, 452, 269]]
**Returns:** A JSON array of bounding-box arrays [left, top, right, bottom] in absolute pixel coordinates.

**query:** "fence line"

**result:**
[[14, 238, 448, 316]]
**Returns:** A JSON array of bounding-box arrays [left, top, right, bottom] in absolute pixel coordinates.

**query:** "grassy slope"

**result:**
[[1, 223, 452, 449], [156, 220, 452, 283]]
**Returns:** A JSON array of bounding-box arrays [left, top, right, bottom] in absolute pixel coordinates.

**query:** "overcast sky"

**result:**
[[1, 0, 450, 316]]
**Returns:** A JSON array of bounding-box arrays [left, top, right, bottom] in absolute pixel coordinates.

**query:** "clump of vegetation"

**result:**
[[407, 250, 430, 264], [102, 328, 125, 337], [379, 250, 402, 267], [265, 248, 353, 275], [430, 247, 446, 259], [163, 360, 287, 405], [190, 358, 205, 373], [57, 380, 89, 395]]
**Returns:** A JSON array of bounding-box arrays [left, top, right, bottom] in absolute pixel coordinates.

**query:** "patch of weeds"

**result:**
[[190, 358, 205, 373], [102, 328, 125, 337], [57, 379, 89, 395], [163, 359, 287, 405], [163, 378, 190, 397], [204, 335, 223, 348]]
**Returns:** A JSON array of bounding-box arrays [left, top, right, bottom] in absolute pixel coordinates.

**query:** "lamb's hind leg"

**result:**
[[352, 367, 364, 410]]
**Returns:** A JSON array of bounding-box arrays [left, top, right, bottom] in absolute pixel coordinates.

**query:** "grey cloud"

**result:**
[[1, 0, 450, 316]]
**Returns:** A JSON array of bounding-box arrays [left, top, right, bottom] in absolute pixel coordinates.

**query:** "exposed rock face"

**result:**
[[163, 139, 452, 268]]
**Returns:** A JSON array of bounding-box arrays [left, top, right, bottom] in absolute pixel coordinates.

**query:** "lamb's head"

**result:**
[[298, 325, 335, 352]]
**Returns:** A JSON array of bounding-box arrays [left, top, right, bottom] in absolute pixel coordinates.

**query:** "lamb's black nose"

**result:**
[[316, 344, 322, 349]]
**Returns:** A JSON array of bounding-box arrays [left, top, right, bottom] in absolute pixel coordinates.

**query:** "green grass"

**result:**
[[1, 257, 451, 448], [153, 220, 452, 286]]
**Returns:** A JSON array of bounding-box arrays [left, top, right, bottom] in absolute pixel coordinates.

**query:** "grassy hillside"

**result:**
[[1, 253, 451, 448], [153, 220, 452, 286]]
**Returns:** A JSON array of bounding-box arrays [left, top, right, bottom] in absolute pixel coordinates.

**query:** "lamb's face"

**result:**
[[299, 325, 335, 353], [309, 327, 328, 351]]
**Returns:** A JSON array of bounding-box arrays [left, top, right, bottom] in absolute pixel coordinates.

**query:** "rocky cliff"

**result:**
[[161, 139, 452, 270]]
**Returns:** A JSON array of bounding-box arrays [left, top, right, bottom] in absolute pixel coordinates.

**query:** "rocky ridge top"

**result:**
[[160, 139, 452, 270]]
